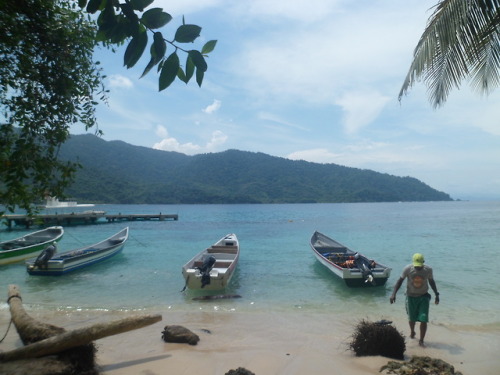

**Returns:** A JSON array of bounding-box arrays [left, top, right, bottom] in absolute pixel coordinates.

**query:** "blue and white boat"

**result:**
[[26, 227, 128, 275]]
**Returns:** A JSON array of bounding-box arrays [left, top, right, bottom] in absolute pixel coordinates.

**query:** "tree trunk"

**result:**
[[0, 313, 162, 362], [7, 284, 65, 344], [1, 285, 162, 375]]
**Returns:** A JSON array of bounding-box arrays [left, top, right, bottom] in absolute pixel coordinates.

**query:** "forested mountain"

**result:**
[[58, 134, 453, 204]]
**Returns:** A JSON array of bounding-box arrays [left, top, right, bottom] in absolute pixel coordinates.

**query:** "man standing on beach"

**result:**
[[389, 253, 439, 347]]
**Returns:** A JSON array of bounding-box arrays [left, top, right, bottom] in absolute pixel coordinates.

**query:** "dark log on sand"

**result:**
[[7, 284, 65, 345], [1, 285, 162, 375], [0, 313, 162, 362]]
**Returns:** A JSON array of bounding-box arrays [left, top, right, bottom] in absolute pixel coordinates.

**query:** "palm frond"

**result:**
[[399, 0, 500, 108]]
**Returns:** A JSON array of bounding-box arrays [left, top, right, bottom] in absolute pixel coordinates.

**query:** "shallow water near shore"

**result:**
[[1, 201, 500, 332]]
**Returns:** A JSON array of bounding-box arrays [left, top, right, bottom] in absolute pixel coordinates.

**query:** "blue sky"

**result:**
[[75, 0, 500, 200]]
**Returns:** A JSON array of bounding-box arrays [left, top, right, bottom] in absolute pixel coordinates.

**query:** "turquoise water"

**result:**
[[1, 201, 499, 329]]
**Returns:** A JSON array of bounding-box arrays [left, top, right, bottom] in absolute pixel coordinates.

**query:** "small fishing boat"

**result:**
[[26, 227, 128, 275], [182, 233, 239, 290], [0, 226, 64, 265], [310, 231, 391, 287]]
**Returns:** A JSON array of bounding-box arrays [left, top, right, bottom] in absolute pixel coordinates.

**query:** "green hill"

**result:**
[[59, 134, 453, 204]]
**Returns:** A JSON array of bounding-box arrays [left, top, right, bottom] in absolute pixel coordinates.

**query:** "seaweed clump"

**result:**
[[380, 356, 463, 375], [349, 320, 405, 359], [225, 368, 255, 375]]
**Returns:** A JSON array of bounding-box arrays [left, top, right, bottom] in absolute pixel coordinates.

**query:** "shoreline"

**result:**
[[1, 309, 499, 375]]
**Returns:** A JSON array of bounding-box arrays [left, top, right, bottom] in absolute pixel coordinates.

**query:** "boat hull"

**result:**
[[310, 231, 391, 287], [26, 227, 128, 275], [0, 226, 64, 265]]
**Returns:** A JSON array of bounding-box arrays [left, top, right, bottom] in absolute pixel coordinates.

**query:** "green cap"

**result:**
[[412, 253, 424, 267]]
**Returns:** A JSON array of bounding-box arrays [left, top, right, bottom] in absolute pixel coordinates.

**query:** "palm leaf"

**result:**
[[399, 0, 500, 107]]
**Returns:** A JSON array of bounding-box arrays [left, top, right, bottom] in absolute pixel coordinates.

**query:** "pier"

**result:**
[[1, 212, 178, 229]]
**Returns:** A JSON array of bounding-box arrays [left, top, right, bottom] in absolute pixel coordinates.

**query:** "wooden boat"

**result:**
[[26, 227, 128, 275], [0, 226, 64, 265], [310, 231, 391, 287], [182, 233, 239, 290]]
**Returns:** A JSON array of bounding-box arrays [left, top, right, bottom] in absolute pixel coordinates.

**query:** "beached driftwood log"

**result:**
[[1, 284, 162, 375]]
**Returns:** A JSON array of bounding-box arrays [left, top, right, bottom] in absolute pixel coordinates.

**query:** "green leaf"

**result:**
[[124, 31, 148, 68], [141, 57, 158, 78], [120, 2, 138, 22], [177, 67, 188, 83], [86, 0, 103, 14], [196, 68, 204, 87], [188, 50, 207, 72], [153, 32, 166, 59], [201, 40, 217, 54], [141, 39, 164, 78], [175, 24, 202, 43], [141, 8, 172, 29], [97, 0, 116, 33], [185, 55, 195, 82], [159, 52, 180, 91], [78, 0, 88, 8], [130, 0, 154, 11]]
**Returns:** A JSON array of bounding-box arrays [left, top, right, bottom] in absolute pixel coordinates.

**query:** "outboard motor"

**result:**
[[33, 243, 57, 270], [354, 252, 375, 285], [196, 255, 216, 288]]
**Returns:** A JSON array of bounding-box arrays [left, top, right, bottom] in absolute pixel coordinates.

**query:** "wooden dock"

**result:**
[[1, 212, 178, 229]]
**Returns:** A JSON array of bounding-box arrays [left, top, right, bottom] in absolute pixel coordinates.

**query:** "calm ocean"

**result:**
[[1, 201, 499, 330]]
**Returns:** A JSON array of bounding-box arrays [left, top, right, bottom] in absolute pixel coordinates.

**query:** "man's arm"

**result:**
[[390, 277, 404, 304], [429, 278, 440, 305]]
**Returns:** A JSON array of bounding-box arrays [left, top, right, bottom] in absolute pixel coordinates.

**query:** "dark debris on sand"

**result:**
[[225, 367, 255, 375], [349, 319, 406, 359], [380, 356, 463, 375]]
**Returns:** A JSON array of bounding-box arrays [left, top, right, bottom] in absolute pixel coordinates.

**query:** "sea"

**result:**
[[1, 201, 499, 331]]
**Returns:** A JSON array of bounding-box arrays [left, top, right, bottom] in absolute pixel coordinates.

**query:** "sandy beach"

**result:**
[[1, 308, 499, 375]]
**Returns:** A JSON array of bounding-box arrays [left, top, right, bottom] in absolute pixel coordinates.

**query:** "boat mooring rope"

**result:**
[[0, 318, 12, 343]]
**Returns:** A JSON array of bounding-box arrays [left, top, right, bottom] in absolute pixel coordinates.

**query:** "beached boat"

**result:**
[[182, 233, 239, 290], [310, 231, 391, 287], [0, 226, 64, 265], [26, 227, 128, 275]]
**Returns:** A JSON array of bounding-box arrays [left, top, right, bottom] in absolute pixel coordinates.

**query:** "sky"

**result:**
[[75, 0, 500, 201]]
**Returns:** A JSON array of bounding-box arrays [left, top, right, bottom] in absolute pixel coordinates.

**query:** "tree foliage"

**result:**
[[399, 0, 500, 107], [1, 0, 105, 214], [0, 0, 216, 215]]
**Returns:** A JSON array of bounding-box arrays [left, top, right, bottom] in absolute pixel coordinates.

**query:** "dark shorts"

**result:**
[[405, 294, 430, 322]]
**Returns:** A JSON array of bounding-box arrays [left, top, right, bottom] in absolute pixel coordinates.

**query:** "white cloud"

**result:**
[[206, 130, 228, 150], [335, 90, 391, 134], [228, 1, 435, 107], [287, 148, 342, 163], [257, 112, 308, 131], [154, 0, 222, 16], [153, 126, 227, 154], [203, 99, 221, 114], [108, 75, 133, 89], [229, 0, 341, 23]]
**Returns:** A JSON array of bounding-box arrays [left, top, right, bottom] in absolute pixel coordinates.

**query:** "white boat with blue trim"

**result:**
[[26, 227, 128, 275], [310, 231, 391, 287]]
